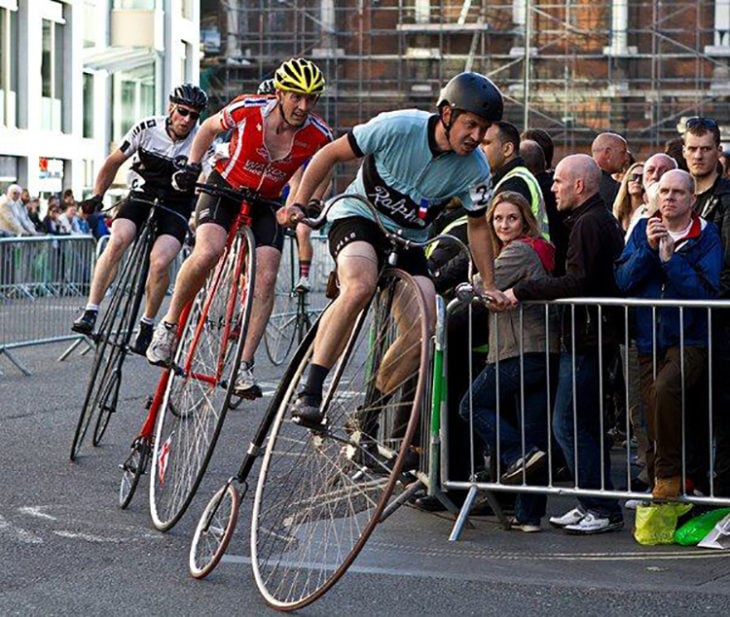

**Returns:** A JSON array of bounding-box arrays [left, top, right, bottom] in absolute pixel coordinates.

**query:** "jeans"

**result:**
[[460, 353, 550, 525], [553, 351, 622, 517]]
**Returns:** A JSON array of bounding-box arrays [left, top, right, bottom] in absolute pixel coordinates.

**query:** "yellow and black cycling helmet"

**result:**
[[273, 58, 325, 95]]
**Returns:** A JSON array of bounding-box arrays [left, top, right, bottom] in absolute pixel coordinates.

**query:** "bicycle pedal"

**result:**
[[291, 415, 329, 432]]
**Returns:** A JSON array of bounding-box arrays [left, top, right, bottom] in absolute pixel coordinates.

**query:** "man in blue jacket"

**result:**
[[615, 169, 722, 500]]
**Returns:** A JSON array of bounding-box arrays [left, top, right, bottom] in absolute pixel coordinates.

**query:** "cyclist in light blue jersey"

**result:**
[[277, 72, 507, 424]]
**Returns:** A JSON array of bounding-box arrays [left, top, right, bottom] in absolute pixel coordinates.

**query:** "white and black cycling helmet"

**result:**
[[437, 72, 503, 123], [169, 83, 208, 111], [257, 79, 277, 95]]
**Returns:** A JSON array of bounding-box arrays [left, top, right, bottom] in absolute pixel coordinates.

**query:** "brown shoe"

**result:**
[[652, 476, 681, 500]]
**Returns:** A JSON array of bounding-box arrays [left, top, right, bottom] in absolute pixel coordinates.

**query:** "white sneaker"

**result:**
[[233, 362, 262, 399], [549, 507, 586, 528], [509, 517, 541, 533], [146, 322, 178, 367], [563, 512, 624, 535], [294, 276, 311, 292]]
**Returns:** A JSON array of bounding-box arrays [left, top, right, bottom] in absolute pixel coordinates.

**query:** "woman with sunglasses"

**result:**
[[72, 83, 209, 356], [612, 160, 646, 234]]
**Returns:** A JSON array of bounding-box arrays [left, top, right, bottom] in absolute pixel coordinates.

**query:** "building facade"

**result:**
[[0, 0, 200, 201]]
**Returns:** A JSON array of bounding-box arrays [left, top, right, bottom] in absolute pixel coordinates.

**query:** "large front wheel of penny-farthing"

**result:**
[[70, 224, 151, 461], [251, 268, 430, 611], [149, 225, 256, 532]]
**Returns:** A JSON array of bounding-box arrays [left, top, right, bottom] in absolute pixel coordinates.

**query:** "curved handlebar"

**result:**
[[300, 192, 492, 302], [194, 182, 282, 211]]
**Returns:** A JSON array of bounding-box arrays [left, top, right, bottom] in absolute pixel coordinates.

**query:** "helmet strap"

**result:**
[[439, 106, 456, 151]]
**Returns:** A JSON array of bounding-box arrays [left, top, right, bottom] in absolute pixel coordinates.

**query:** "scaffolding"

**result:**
[[200, 1, 730, 180]]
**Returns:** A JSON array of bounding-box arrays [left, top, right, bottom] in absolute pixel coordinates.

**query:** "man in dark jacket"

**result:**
[[504, 154, 625, 534], [684, 116, 730, 496]]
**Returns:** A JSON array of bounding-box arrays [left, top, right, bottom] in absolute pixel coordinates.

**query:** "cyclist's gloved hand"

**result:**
[[80, 194, 103, 215], [303, 198, 323, 218], [172, 162, 202, 192]]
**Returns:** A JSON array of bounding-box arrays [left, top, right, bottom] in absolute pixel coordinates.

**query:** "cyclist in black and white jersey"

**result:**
[[71, 84, 208, 354]]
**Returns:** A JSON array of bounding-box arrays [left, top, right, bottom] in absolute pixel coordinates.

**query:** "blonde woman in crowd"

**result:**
[[612, 160, 645, 233]]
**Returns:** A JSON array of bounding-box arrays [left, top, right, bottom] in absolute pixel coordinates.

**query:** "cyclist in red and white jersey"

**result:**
[[146, 58, 333, 398]]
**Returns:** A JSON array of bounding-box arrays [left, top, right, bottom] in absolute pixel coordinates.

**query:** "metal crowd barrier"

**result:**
[[443, 296, 730, 540], [0, 233, 332, 376], [0, 235, 97, 375]]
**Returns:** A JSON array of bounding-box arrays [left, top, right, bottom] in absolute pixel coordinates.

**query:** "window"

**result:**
[[0, 3, 18, 128], [41, 3, 66, 132], [111, 64, 156, 142], [83, 73, 94, 138]]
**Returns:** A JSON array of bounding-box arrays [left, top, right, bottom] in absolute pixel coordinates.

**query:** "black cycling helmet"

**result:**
[[437, 72, 503, 123], [257, 79, 276, 95], [169, 83, 208, 111]]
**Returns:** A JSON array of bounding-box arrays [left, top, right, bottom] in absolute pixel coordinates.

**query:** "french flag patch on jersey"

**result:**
[[418, 199, 428, 220]]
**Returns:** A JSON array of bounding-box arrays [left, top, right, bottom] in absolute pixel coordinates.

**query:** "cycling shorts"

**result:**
[[194, 171, 284, 252], [115, 193, 191, 244], [328, 216, 429, 278]]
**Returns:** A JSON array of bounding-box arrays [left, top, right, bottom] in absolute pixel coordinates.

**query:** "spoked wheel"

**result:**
[[251, 268, 430, 611], [119, 437, 151, 509], [189, 482, 241, 579], [149, 225, 256, 532], [264, 286, 298, 366], [70, 228, 151, 461]]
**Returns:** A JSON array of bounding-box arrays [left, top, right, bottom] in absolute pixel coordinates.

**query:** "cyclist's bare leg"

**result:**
[[311, 241, 379, 369], [375, 275, 435, 395], [87, 218, 137, 306], [241, 246, 281, 364], [296, 223, 313, 277], [160, 222, 227, 325], [142, 234, 182, 320]]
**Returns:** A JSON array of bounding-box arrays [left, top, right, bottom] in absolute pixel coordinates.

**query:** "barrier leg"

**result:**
[[57, 336, 94, 362], [0, 347, 32, 376]]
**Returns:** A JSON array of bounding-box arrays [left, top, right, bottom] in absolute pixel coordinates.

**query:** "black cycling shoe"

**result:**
[[291, 394, 324, 427], [72, 309, 98, 335], [130, 322, 154, 355]]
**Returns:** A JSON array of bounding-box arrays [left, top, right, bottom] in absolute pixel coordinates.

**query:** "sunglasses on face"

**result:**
[[176, 106, 200, 120], [630, 173, 643, 183], [685, 116, 718, 130]]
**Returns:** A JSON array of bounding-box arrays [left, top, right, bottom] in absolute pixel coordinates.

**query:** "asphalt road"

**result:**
[[2, 332, 730, 616]]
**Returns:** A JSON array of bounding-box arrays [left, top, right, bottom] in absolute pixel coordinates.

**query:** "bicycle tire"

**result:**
[[251, 268, 430, 610], [70, 225, 152, 461], [149, 224, 256, 532], [119, 438, 151, 509], [189, 482, 240, 579], [264, 288, 299, 366]]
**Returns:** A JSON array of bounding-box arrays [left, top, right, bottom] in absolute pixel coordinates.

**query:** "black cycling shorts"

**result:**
[[115, 193, 191, 244], [328, 216, 430, 278], [194, 171, 284, 251]]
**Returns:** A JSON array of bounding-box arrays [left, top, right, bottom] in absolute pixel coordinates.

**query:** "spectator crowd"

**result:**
[[0, 185, 110, 240]]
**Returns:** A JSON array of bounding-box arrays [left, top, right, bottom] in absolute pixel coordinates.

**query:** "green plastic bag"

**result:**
[[634, 503, 693, 545], [674, 508, 730, 546]]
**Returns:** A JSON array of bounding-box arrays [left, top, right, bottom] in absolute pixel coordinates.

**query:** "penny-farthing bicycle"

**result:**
[[117, 183, 278, 528], [70, 197, 188, 461], [188, 195, 438, 610]]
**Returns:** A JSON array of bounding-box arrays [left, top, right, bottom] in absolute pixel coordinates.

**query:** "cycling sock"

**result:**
[[302, 363, 329, 399], [162, 320, 177, 330], [85, 304, 99, 312], [299, 260, 311, 278], [140, 316, 154, 325]]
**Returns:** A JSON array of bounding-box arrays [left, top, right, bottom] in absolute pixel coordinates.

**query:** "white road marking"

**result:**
[[0, 514, 43, 544], [18, 506, 57, 520]]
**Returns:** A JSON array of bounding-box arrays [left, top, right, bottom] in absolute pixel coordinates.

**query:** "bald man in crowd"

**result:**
[[505, 154, 626, 535], [592, 132, 629, 208]]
